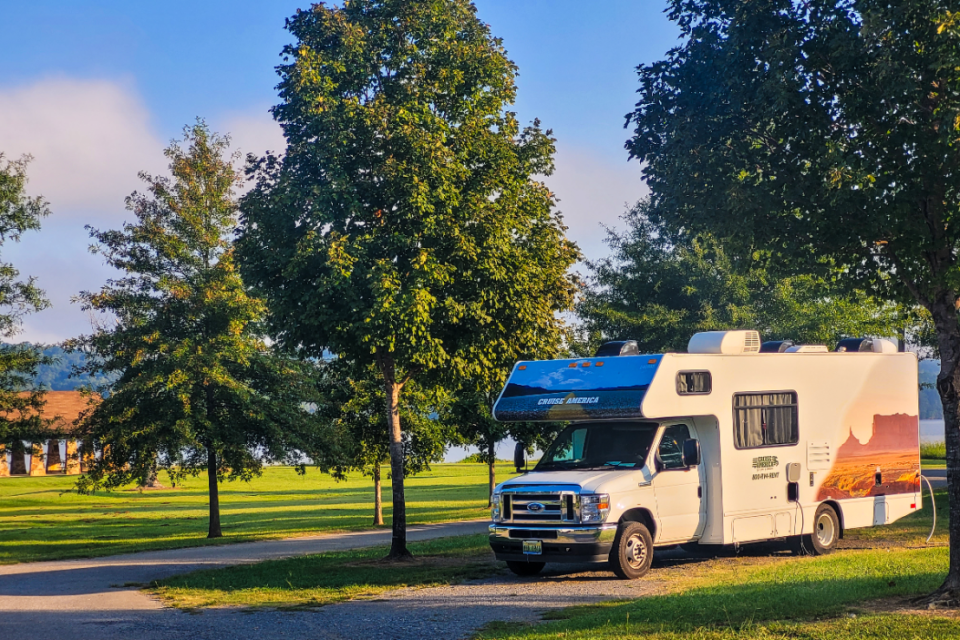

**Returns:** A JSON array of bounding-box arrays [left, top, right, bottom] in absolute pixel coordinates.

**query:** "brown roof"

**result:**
[[11, 391, 101, 434]]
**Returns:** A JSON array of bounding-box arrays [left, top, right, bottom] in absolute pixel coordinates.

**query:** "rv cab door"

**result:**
[[651, 423, 705, 543]]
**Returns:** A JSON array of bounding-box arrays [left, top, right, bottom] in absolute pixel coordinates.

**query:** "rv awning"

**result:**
[[493, 355, 662, 422]]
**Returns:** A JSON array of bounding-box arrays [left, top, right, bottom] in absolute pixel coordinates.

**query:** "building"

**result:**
[[0, 391, 99, 477]]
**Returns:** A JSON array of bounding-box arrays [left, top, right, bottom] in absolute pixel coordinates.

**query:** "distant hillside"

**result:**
[[8, 343, 114, 391]]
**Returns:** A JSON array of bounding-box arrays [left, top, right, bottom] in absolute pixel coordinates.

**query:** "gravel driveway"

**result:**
[[0, 521, 660, 640]]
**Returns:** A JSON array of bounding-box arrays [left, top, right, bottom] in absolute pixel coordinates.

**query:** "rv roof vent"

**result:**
[[595, 340, 640, 357], [836, 338, 898, 353], [784, 345, 829, 353], [687, 330, 762, 355], [760, 340, 795, 353]]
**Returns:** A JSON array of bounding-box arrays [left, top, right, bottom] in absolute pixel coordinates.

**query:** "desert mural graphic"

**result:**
[[816, 413, 920, 500]]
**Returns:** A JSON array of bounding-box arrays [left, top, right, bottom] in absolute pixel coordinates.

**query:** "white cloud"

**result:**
[[0, 76, 166, 223], [0, 79, 293, 344], [545, 143, 648, 264], [0, 77, 168, 343]]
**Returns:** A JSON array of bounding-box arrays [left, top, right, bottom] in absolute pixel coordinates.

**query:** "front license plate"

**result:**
[[522, 540, 542, 555]]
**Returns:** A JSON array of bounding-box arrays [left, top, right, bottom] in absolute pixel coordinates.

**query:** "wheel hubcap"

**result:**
[[624, 533, 648, 568], [816, 513, 835, 547]]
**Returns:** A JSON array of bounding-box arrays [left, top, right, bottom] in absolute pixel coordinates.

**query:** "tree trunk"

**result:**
[[207, 447, 222, 539], [927, 293, 960, 599], [139, 460, 163, 490], [379, 352, 411, 559], [488, 440, 496, 507], [373, 461, 384, 526]]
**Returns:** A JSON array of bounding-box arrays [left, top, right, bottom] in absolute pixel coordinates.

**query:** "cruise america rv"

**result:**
[[489, 330, 921, 579]]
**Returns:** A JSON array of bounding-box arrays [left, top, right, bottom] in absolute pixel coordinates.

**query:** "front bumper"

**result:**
[[488, 523, 618, 564]]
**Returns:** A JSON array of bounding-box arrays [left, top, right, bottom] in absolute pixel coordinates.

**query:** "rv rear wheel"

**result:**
[[806, 504, 839, 555], [506, 560, 545, 576], [610, 521, 654, 579]]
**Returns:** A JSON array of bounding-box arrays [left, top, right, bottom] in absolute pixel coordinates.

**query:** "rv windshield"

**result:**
[[535, 421, 659, 471]]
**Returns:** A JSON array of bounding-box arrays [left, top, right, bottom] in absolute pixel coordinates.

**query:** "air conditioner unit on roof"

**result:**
[[687, 330, 761, 355]]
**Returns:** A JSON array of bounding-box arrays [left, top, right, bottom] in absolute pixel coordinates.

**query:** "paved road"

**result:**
[[923, 468, 947, 489], [0, 520, 490, 640]]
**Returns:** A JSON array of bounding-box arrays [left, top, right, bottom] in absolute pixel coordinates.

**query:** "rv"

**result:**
[[489, 330, 921, 579]]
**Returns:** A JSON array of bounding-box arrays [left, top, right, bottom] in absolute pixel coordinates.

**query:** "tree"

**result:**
[[0, 154, 52, 446], [318, 359, 449, 525], [69, 123, 333, 538], [238, 0, 579, 557], [578, 200, 918, 353], [626, 0, 960, 599]]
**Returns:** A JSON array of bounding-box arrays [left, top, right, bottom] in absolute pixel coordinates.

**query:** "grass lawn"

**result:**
[[152, 533, 498, 609], [0, 463, 511, 564], [923, 458, 947, 469], [152, 488, 951, 625], [473, 489, 955, 640]]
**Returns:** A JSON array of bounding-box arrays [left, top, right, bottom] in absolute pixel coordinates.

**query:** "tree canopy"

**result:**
[[70, 123, 333, 538], [625, 0, 960, 598], [578, 200, 919, 354], [238, 0, 578, 557]]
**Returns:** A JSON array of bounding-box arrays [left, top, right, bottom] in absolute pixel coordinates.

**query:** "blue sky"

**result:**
[[1, 1, 679, 343]]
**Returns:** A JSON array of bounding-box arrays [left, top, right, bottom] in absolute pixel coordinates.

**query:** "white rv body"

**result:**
[[489, 332, 921, 570]]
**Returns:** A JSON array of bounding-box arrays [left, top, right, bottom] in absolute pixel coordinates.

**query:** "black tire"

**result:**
[[804, 504, 840, 555], [506, 560, 545, 576], [609, 521, 654, 579]]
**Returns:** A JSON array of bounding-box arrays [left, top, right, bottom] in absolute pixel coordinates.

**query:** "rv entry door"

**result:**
[[652, 424, 704, 543]]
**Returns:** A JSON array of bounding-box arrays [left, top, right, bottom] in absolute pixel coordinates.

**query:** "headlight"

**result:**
[[491, 493, 502, 522], [580, 494, 610, 523]]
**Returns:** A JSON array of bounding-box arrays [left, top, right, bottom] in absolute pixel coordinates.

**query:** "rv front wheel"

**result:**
[[807, 504, 839, 555], [610, 522, 654, 579]]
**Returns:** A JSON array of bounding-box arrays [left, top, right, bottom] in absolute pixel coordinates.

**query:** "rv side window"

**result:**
[[733, 392, 798, 448], [677, 371, 711, 395]]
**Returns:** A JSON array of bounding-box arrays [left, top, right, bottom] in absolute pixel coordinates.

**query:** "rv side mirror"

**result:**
[[681, 439, 701, 467], [514, 442, 526, 472]]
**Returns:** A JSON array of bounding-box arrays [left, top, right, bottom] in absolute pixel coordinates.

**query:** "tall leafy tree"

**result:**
[[578, 200, 917, 353], [0, 154, 51, 445], [626, 0, 960, 598], [70, 123, 333, 538], [238, 0, 579, 557]]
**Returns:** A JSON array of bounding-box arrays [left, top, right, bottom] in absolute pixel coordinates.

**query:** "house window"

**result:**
[[734, 392, 798, 449], [677, 371, 712, 395]]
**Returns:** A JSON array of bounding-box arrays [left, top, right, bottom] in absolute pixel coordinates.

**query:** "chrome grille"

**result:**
[[501, 487, 579, 523]]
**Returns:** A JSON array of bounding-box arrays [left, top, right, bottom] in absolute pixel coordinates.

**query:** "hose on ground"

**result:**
[[923, 474, 937, 544]]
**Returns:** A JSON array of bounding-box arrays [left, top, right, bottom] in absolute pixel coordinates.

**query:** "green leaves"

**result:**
[[238, 0, 579, 389], [0, 154, 51, 443], [626, 0, 960, 310], [70, 122, 335, 495], [578, 203, 917, 354]]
